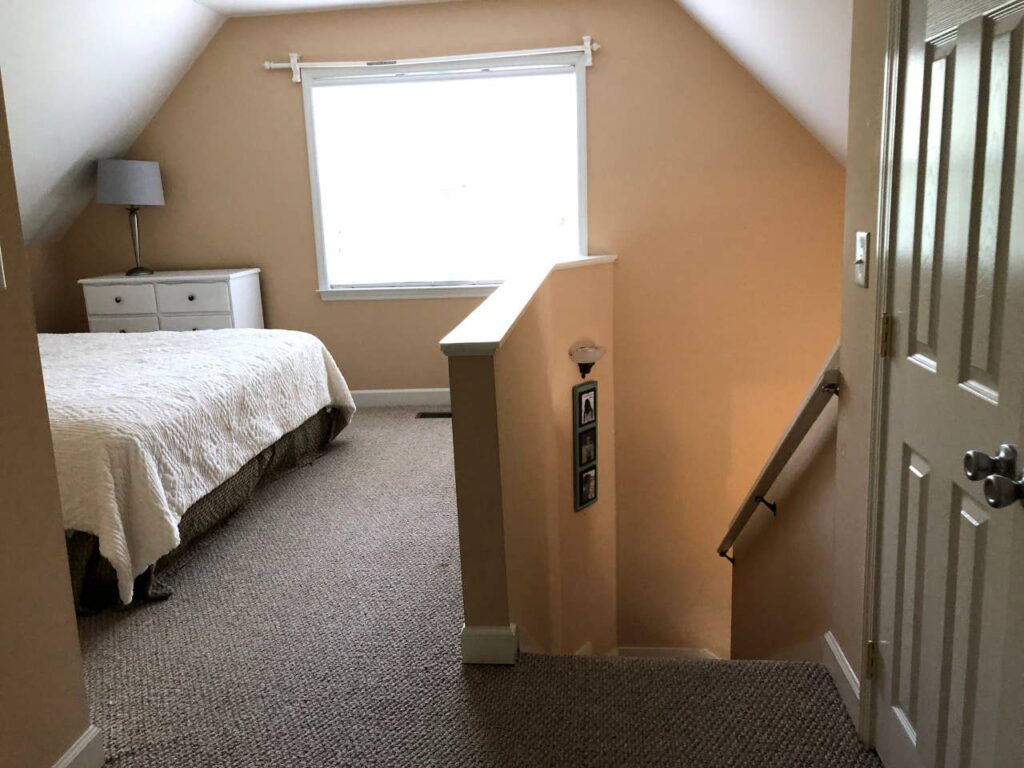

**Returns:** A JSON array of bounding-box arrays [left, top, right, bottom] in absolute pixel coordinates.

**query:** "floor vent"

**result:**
[[415, 411, 452, 419]]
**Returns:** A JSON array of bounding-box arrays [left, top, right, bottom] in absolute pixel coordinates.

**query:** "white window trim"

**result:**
[[300, 46, 592, 301]]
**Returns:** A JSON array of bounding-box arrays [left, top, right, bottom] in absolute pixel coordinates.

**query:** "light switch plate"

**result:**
[[854, 231, 870, 288]]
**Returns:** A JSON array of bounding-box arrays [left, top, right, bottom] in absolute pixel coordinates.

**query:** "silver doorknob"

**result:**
[[964, 444, 1018, 481], [984, 474, 1024, 508]]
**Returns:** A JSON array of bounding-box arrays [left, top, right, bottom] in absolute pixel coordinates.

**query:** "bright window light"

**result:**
[[304, 65, 584, 291]]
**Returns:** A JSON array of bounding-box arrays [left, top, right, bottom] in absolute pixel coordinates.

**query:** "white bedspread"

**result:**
[[39, 329, 356, 604]]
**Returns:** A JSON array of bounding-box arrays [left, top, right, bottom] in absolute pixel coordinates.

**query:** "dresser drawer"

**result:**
[[159, 314, 233, 332], [83, 284, 157, 315], [88, 314, 160, 333], [156, 282, 230, 314]]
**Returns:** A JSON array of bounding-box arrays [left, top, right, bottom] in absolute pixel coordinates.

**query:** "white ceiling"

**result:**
[[674, 0, 853, 161], [196, 0, 456, 15], [0, 0, 223, 243], [0, 0, 850, 245]]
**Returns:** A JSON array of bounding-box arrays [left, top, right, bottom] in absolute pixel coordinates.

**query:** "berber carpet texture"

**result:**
[[78, 407, 882, 767]]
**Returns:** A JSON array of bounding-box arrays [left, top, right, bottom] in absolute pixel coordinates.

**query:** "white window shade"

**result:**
[[301, 53, 588, 297]]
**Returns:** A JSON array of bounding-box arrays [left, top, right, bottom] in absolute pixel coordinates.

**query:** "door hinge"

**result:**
[[879, 313, 893, 358], [865, 640, 879, 680]]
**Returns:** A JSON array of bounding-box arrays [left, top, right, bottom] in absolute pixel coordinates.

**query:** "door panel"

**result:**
[[874, 2, 1024, 767], [908, 42, 954, 370]]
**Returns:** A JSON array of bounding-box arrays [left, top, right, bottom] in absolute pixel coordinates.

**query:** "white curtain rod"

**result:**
[[263, 36, 599, 83]]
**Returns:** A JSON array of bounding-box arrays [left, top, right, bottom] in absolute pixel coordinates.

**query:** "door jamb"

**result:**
[[858, 0, 906, 743]]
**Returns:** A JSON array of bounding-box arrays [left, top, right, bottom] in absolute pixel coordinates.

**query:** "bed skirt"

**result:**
[[67, 406, 347, 614]]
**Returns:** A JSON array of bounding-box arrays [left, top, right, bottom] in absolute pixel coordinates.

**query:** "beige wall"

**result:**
[[52, 0, 844, 655], [26, 241, 74, 332], [495, 263, 616, 654], [731, 401, 837, 661], [449, 354, 511, 629], [600, 6, 843, 656], [0, 75, 93, 768]]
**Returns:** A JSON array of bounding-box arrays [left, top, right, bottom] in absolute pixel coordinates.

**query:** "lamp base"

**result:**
[[126, 266, 154, 276]]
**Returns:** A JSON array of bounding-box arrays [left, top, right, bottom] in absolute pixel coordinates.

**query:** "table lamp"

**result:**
[[96, 159, 165, 276]]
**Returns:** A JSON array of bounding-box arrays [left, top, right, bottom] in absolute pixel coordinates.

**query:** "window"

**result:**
[[301, 47, 590, 299]]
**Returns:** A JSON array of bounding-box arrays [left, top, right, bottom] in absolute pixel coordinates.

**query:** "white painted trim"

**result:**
[[319, 284, 499, 301], [440, 255, 616, 356], [616, 646, 720, 660], [301, 45, 595, 297], [574, 641, 594, 656], [823, 631, 860, 721], [461, 624, 518, 665], [860, 0, 905, 745], [318, 254, 618, 302], [317, 253, 617, 301], [350, 388, 450, 408], [440, 264, 551, 356], [552, 253, 618, 271], [52, 725, 104, 768]]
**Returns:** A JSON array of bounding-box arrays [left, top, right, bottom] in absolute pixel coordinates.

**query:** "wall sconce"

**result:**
[[569, 345, 607, 379]]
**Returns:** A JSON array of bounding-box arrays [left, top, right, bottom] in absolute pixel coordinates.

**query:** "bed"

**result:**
[[38, 329, 356, 612]]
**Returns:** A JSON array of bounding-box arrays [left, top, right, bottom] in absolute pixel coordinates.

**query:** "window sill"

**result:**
[[318, 283, 501, 301], [318, 256, 617, 302]]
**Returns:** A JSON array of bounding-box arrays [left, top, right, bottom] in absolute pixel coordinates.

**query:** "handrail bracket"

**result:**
[[716, 343, 840, 560]]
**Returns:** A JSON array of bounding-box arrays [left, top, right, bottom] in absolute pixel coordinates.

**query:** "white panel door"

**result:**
[[873, 1, 1024, 767]]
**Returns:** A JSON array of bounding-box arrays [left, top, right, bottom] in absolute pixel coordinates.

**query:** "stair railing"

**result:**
[[717, 343, 840, 563]]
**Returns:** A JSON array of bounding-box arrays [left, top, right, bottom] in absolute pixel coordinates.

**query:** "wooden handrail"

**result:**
[[717, 343, 840, 562]]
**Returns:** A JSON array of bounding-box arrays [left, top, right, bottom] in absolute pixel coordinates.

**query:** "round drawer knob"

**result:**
[[192, 327, 199, 331], [188, 294, 195, 301], [114, 296, 122, 303], [119, 330, 126, 333]]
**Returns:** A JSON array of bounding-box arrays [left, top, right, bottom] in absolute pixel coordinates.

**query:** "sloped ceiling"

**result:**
[[0, 0, 462, 243], [2, 0, 850, 244], [196, 0, 461, 14], [674, 0, 853, 162], [0, 0, 224, 244]]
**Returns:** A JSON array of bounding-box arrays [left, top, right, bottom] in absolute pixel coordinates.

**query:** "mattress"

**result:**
[[67, 406, 346, 613], [39, 329, 356, 604]]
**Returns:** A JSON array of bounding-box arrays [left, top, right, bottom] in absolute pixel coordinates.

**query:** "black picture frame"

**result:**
[[576, 466, 598, 509], [572, 381, 598, 511], [574, 381, 598, 429], [576, 426, 597, 467]]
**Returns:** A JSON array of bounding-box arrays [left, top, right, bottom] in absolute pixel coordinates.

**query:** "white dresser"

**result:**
[[79, 269, 264, 333]]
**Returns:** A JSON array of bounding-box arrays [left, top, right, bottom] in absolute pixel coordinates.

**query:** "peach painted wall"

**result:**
[[731, 401, 837, 661], [53, 0, 844, 654], [495, 263, 616, 655], [726, 0, 892, 676]]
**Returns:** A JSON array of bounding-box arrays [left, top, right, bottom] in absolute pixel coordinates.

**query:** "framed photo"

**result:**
[[577, 427, 597, 467], [576, 466, 598, 510], [574, 381, 597, 429], [572, 381, 598, 511]]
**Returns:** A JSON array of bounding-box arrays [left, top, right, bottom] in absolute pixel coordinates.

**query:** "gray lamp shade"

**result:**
[[96, 159, 165, 207]]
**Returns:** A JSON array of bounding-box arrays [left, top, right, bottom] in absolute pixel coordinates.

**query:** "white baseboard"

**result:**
[[574, 641, 594, 656], [616, 646, 720, 660], [53, 725, 104, 768], [351, 388, 451, 408], [461, 623, 518, 665], [823, 630, 860, 720]]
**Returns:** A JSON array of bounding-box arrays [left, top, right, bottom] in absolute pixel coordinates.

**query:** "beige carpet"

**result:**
[[78, 407, 881, 767]]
